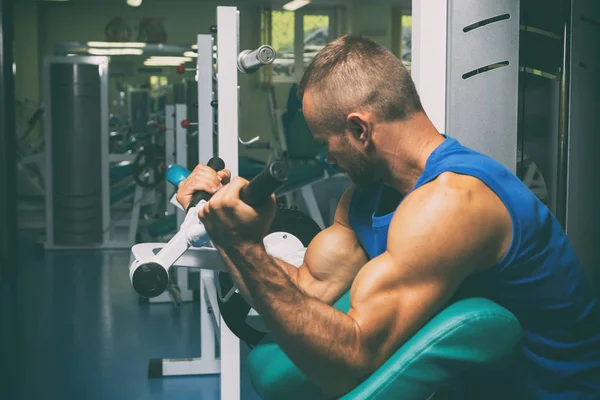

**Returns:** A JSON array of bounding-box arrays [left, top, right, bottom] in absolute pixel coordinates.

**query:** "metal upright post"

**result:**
[[175, 104, 188, 227], [217, 6, 241, 400], [165, 104, 176, 216], [412, 0, 448, 133], [556, 0, 572, 228], [197, 34, 214, 165], [1, 3, 18, 394], [0, 0, 17, 282]]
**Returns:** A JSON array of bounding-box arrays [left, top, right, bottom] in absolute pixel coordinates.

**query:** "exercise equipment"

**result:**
[[160, 162, 322, 347], [248, 297, 522, 400], [131, 143, 166, 189], [130, 158, 288, 298], [266, 83, 349, 229], [130, 7, 348, 397], [141, 103, 202, 305], [415, 0, 600, 279], [130, 12, 283, 395], [41, 56, 155, 249], [16, 103, 45, 201], [217, 203, 322, 347]]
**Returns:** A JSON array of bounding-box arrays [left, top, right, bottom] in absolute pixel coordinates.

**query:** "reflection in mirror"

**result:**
[[55, 41, 197, 159], [517, 0, 563, 213], [517, 149, 549, 206]]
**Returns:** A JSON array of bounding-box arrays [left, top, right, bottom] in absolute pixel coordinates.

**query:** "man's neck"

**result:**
[[378, 114, 445, 195]]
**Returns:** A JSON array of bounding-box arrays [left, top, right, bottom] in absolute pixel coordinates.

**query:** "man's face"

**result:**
[[303, 92, 377, 187]]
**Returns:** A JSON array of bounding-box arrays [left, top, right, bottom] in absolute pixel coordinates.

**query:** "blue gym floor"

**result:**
[[1, 231, 262, 400]]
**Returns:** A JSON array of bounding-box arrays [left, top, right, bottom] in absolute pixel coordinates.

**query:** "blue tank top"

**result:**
[[348, 135, 600, 399]]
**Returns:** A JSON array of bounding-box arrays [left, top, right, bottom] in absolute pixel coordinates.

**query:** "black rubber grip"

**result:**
[[240, 161, 289, 205], [132, 262, 169, 298], [187, 156, 226, 211]]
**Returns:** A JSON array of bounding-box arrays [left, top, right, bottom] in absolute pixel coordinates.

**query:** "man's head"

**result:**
[[298, 35, 423, 186]]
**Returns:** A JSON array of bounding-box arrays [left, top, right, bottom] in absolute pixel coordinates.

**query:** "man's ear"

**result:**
[[347, 112, 373, 150]]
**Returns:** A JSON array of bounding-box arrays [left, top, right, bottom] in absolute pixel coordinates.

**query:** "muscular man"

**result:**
[[177, 35, 600, 399]]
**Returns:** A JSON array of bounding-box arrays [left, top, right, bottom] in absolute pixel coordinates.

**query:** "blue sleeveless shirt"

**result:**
[[348, 135, 600, 399]]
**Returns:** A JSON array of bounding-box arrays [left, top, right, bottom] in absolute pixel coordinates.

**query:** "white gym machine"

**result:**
[[129, 7, 279, 399], [147, 103, 195, 304]]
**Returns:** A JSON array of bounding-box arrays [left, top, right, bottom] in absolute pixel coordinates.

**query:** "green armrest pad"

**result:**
[[247, 296, 522, 400]]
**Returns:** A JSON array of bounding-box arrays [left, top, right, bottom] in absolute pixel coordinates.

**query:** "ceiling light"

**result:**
[[146, 56, 192, 61], [183, 51, 198, 58], [283, 0, 310, 11], [88, 48, 144, 56], [87, 41, 146, 48], [144, 56, 193, 67], [127, 0, 142, 7], [144, 61, 187, 67]]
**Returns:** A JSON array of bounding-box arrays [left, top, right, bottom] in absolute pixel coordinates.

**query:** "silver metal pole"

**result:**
[[556, 0, 571, 228]]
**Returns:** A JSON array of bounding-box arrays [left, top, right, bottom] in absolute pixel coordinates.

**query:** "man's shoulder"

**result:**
[[395, 171, 513, 270], [408, 171, 488, 206]]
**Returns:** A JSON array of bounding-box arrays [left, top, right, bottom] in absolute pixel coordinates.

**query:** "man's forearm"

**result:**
[[215, 245, 300, 309], [220, 243, 371, 397]]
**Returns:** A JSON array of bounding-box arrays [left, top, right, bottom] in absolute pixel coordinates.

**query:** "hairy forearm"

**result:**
[[221, 243, 371, 397], [215, 245, 300, 309]]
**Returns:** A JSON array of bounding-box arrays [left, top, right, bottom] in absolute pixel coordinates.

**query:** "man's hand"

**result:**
[[198, 176, 277, 251], [175, 163, 232, 211]]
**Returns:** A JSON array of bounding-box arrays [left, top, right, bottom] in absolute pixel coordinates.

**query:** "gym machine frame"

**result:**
[[148, 103, 195, 304], [129, 7, 276, 399]]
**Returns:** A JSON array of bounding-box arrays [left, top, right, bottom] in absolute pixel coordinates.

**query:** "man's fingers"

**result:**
[[217, 169, 232, 184], [193, 164, 229, 178], [186, 180, 216, 194], [219, 176, 249, 208], [193, 163, 210, 173], [181, 172, 221, 193], [189, 175, 221, 193]]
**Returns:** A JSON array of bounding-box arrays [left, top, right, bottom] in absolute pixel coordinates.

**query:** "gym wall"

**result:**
[[14, 0, 271, 161], [13, 0, 399, 164]]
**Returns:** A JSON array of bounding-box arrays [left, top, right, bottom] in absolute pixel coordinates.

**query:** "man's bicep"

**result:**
[[346, 251, 462, 369], [295, 222, 368, 303], [346, 181, 506, 370], [284, 184, 366, 304]]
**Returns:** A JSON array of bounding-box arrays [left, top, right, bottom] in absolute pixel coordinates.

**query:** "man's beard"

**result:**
[[344, 145, 376, 188]]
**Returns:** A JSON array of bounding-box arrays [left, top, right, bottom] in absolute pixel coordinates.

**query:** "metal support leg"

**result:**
[[217, 7, 242, 399], [165, 104, 176, 216], [0, 0, 18, 281], [147, 272, 220, 377], [151, 104, 193, 304], [300, 184, 326, 230]]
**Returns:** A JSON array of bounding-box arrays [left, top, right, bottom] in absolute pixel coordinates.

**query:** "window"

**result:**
[[264, 7, 337, 83], [269, 10, 295, 82], [303, 14, 329, 69], [401, 15, 412, 71]]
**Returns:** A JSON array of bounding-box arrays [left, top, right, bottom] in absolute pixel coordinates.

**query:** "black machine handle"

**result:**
[[187, 156, 226, 211], [240, 161, 288, 205], [187, 157, 289, 212], [130, 159, 289, 300]]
